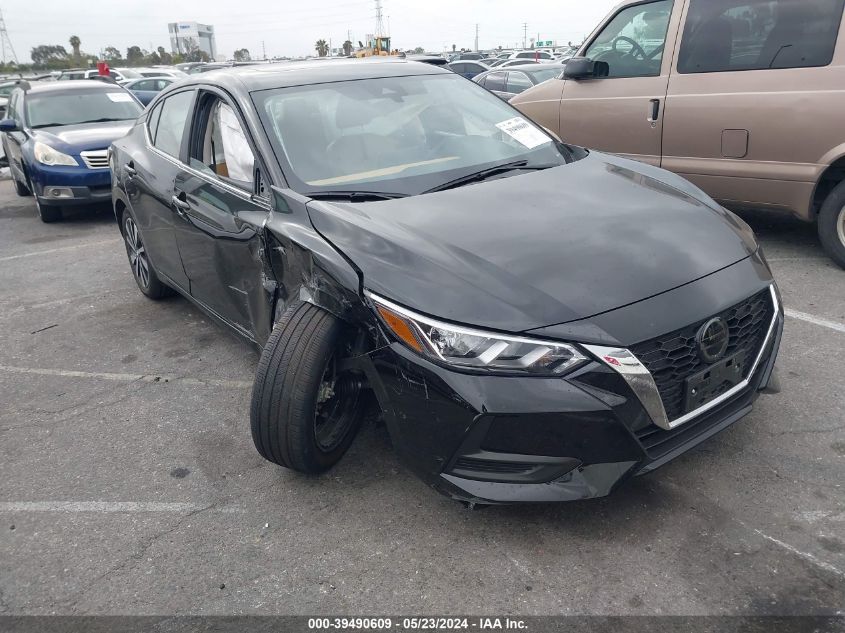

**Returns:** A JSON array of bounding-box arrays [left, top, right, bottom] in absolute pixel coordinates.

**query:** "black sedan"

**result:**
[[110, 59, 782, 504], [474, 64, 564, 101]]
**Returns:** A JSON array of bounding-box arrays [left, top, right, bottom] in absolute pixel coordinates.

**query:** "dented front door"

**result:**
[[172, 169, 271, 341]]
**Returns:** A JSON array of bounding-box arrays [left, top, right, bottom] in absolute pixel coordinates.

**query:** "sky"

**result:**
[[4, 0, 621, 62]]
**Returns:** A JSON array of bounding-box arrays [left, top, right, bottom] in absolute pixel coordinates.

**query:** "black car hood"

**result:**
[[307, 152, 758, 333]]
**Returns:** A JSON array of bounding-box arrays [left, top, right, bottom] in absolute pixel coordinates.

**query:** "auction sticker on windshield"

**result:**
[[107, 93, 134, 102], [495, 117, 551, 150]]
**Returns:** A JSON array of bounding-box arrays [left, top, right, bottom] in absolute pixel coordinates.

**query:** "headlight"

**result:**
[[33, 142, 78, 167], [368, 292, 587, 376]]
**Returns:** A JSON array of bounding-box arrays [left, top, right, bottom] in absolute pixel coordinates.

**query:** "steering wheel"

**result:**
[[612, 36, 648, 60]]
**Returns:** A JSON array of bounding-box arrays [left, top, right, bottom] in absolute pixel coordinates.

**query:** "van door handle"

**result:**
[[648, 99, 661, 123], [124, 162, 137, 177]]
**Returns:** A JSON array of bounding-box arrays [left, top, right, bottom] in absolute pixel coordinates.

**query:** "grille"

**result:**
[[629, 289, 774, 422], [80, 149, 109, 169], [453, 457, 536, 475]]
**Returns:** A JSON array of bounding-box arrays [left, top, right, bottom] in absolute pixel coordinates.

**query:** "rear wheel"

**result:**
[[818, 180, 845, 270], [250, 302, 366, 474], [121, 212, 174, 299]]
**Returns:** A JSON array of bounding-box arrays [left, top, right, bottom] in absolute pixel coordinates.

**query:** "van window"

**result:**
[[584, 0, 674, 78], [678, 0, 845, 73]]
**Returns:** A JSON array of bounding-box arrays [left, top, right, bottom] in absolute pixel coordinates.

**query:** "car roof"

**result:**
[[22, 79, 125, 95], [170, 58, 450, 94]]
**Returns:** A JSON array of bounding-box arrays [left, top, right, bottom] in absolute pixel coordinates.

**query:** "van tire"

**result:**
[[818, 181, 845, 270]]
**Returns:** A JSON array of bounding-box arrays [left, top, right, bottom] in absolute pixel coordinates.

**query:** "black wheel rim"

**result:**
[[314, 354, 362, 453], [123, 216, 150, 289]]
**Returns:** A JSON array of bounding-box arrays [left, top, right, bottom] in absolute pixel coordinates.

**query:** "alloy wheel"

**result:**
[[123, 215, 150, 290]]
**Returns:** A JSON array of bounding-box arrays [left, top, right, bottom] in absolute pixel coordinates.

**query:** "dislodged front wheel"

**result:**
[[250, 302, 366, 473]]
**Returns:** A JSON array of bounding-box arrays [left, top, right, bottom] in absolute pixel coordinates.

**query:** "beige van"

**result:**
[[511, 0, 845, 268]]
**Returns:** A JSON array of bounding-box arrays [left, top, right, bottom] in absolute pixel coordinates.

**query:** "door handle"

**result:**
[[171, 192, 190, 216], [648, 99, 661, 123], [124, 161, 137, 177]]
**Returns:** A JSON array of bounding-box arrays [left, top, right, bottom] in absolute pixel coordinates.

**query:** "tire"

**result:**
[[250, 302, 365, 474], [13, 176, 31, 197], [120, 210, 175, 299], [35, 197, 62, 223], [818, 180, 845, 270]]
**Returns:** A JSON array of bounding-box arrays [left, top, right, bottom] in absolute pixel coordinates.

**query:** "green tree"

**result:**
[[413, 46, 425, 54], [233, 48, 250, 62], [69, 35, 81, 62], [342, 40, 353, 56], [126, 45, 144, 65], [30, 45, 70, 68], [315, 39, 329, 57], [103, 46, 122, 61], [157, 46, 172, 65]]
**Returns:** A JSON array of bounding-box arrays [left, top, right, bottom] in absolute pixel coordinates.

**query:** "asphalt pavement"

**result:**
[[0, 180, 843, 616]]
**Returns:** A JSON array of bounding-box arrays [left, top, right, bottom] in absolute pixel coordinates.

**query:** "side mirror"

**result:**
[[563, 57, 610, 80], [0, 118, 18, 132]]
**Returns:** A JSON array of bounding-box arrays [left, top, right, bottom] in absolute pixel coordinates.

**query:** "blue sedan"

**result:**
[[123, 76, 176, 106], [0, 80, 142, 222]]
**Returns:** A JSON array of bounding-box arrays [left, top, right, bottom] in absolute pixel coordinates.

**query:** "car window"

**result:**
[[25, 89, 142, 129], [254, 73, 569, 196], [152, 90, 193, 158], [133, 80, 154, 91], [484, 72, 507, 92], [191, 97, 255, 190], [678, 0, 845, 73], [450, 63, 466, 73], [147, 102, 163, 142], [155, 79, 172, 91], [507, 72, 533, 94], [584, 0, 674, 78]]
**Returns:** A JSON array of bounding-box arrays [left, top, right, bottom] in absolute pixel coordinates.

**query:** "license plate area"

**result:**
[[684, 351, 746, 413]]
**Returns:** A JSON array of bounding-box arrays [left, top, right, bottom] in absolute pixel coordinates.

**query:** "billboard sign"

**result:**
[[176, 22, 199, 38]]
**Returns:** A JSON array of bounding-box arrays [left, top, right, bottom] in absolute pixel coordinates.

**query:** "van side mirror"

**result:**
[[0, 118, 18, 132], [563, 58, 610, 80]]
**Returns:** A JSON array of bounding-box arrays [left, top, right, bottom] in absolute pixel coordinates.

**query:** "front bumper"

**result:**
[[360, 256, 783, 504], [29, 162, 112, 207]]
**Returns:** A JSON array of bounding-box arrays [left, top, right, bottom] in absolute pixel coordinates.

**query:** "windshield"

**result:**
[[527, 68, 563, 83], [116, 68, 142, 79], [253, 73, 572, 196], [26, 90, 142, 128]]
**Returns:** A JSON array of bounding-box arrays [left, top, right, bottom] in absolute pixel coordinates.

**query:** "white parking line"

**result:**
[[753, 529, 845, 580], [0, 501, 206, 513], [786, 309, 845, 334], [0, 238, 122, 263], [0, 364, 252, 389]]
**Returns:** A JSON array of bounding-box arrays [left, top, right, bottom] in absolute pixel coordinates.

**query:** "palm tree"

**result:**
[[69, 35, 81, 62], [342, 40, 353, 56], [315, 39, 329, 57]]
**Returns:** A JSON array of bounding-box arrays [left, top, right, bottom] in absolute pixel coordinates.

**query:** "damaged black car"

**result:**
[[110, 59, 783, 504]]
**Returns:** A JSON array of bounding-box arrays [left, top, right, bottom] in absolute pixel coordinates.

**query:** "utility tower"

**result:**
[[0, 9, 18, 65], [522, 22, 528, 49], [375, 0, 386, 37], [475, 24, 479, 52]]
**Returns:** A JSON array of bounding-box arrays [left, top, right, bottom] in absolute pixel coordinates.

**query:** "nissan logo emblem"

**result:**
[[696, 317, 730, 363]]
